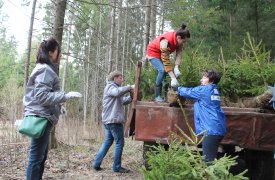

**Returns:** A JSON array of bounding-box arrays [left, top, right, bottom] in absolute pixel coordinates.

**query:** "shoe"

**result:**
[[114, 167, 130, 173], [155, 96, 165, 103], [93, 166, 103, 171]]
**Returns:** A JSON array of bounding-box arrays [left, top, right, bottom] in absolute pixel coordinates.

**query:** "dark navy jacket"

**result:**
[[178, 84, 226, 136]]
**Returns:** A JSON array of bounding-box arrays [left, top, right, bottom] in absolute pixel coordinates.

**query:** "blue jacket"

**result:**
[[102, 81, 132, 124], [178, 84, 226, 136]]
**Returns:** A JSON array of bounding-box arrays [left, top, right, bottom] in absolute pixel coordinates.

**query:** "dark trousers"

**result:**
[[26, 121, 52, 180], [202, 135, 223, 162]]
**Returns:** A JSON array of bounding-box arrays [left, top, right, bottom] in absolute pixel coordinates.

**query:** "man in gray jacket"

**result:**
[[92, 71, 134, 173]]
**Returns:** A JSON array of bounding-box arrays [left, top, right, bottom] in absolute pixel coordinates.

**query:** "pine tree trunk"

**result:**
[[24, 0, 37, 92], [92, 0, 103, 123], [143, 0, 151, 55], [115, 0, 122, 71], [122, 3, 128, 75], [50, 0, 67, 149], [108, 0, 116, 73], [150, 0, 156, 40]]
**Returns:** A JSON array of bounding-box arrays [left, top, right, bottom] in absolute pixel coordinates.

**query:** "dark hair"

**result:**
[[176, 23, 190, 39], [36, 37, 60, 64], [202, 70, 221, 84]]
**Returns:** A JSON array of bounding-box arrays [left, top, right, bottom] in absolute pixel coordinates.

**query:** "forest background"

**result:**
[[0, 0, 275, 178]]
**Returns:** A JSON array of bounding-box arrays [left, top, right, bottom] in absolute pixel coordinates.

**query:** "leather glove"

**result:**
[[65, 91, 82, 99], [171, 78, 179, 88], [174, 65, 181, 78], [60, 105, 67, 115]]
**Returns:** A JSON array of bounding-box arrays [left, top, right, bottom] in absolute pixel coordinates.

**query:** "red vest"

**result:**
[[146, 31, 177, 58]]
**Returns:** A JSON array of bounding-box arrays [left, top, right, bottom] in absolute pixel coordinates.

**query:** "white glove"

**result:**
[[174, 65, 181, 78], [171, 78, 179, 87], [131, 84, 135, 89], [65, 91, 82, 99], [60, 105, 67, 115]]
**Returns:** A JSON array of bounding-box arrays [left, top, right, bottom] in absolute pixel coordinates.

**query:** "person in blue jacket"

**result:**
[[177, 70, 226, 162]]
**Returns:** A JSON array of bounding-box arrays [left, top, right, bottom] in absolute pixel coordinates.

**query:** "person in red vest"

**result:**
[[146, 23, 190, 102]]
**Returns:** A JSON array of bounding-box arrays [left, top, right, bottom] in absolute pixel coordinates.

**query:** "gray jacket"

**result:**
[[102, 81, 132, 124], [23, 63, 66, 125]]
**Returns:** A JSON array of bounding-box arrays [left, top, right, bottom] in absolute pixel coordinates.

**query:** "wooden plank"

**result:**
[[124, 61, 142, 137]]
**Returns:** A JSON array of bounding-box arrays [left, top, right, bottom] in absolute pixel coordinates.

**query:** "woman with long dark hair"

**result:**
[[24, 37, 82, 180]]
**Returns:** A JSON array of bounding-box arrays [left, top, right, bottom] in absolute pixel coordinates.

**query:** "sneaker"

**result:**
[[114, 167, 130, 173], [93, 166, 103, 171], [155, 96, 165, 103]]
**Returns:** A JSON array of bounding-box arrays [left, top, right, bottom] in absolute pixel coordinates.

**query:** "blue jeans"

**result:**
[[26, 121, 52, 180], [93, 123, 124, 172], [150, 58, 166, 87], [202, 135, 223, 162]]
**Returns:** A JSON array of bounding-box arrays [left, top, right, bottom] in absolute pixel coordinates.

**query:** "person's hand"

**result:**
[[65, 91, 82, 99], [174, 65, 181, 78], [131, 84, 135, 89], [60, 105, 67, 115], [171, 78, 179, 88]]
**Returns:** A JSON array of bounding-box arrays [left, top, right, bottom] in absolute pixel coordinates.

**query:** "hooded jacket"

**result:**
[[178, 84, 226, 136], [23, 62, 66, 125], [102, 81, 132, 124]]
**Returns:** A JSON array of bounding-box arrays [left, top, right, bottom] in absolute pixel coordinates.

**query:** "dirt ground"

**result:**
[[0, 139, 144, 180], [0, 121, 144, 180]]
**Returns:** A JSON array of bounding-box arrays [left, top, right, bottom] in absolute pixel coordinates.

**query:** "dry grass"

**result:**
[[0, 117, 144, 180]]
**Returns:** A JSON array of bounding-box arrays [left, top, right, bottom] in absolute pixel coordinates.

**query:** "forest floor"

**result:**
[[0, 120, 144, 180]]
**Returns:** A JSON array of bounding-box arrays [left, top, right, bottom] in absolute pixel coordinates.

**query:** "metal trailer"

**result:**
[[125, 62, 275, 180]]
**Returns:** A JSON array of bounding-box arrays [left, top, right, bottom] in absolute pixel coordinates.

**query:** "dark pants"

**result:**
[[202, 135, 223, 162], [26, 121, 52, 180]]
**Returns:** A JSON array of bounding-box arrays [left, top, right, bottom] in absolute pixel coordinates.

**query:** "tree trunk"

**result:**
[[160, 0, 165, 34], [115, 0, 122, 71], [92, 0, 103, 123], [61, 19, 71, 91], [50, 0, 67, 149], [254, 0, 259, 43], [52, 0, 67, 47], [122, 3, 128, 75], [143, 0, 151, 55], [150, 0, 156, 40], [108, 0, 116, 73], [24, 0, 37, 93], [83, 17, 92, 130]]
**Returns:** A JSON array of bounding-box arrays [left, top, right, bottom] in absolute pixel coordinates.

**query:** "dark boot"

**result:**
[[163, 81, 169, 101], [155, 86, 165, 102]]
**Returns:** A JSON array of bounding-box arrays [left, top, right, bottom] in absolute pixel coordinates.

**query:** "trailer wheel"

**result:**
[[245, 150, 274, 180]]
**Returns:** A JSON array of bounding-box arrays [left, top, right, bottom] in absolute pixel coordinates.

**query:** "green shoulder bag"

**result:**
[[19, 116, 48, 139]]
